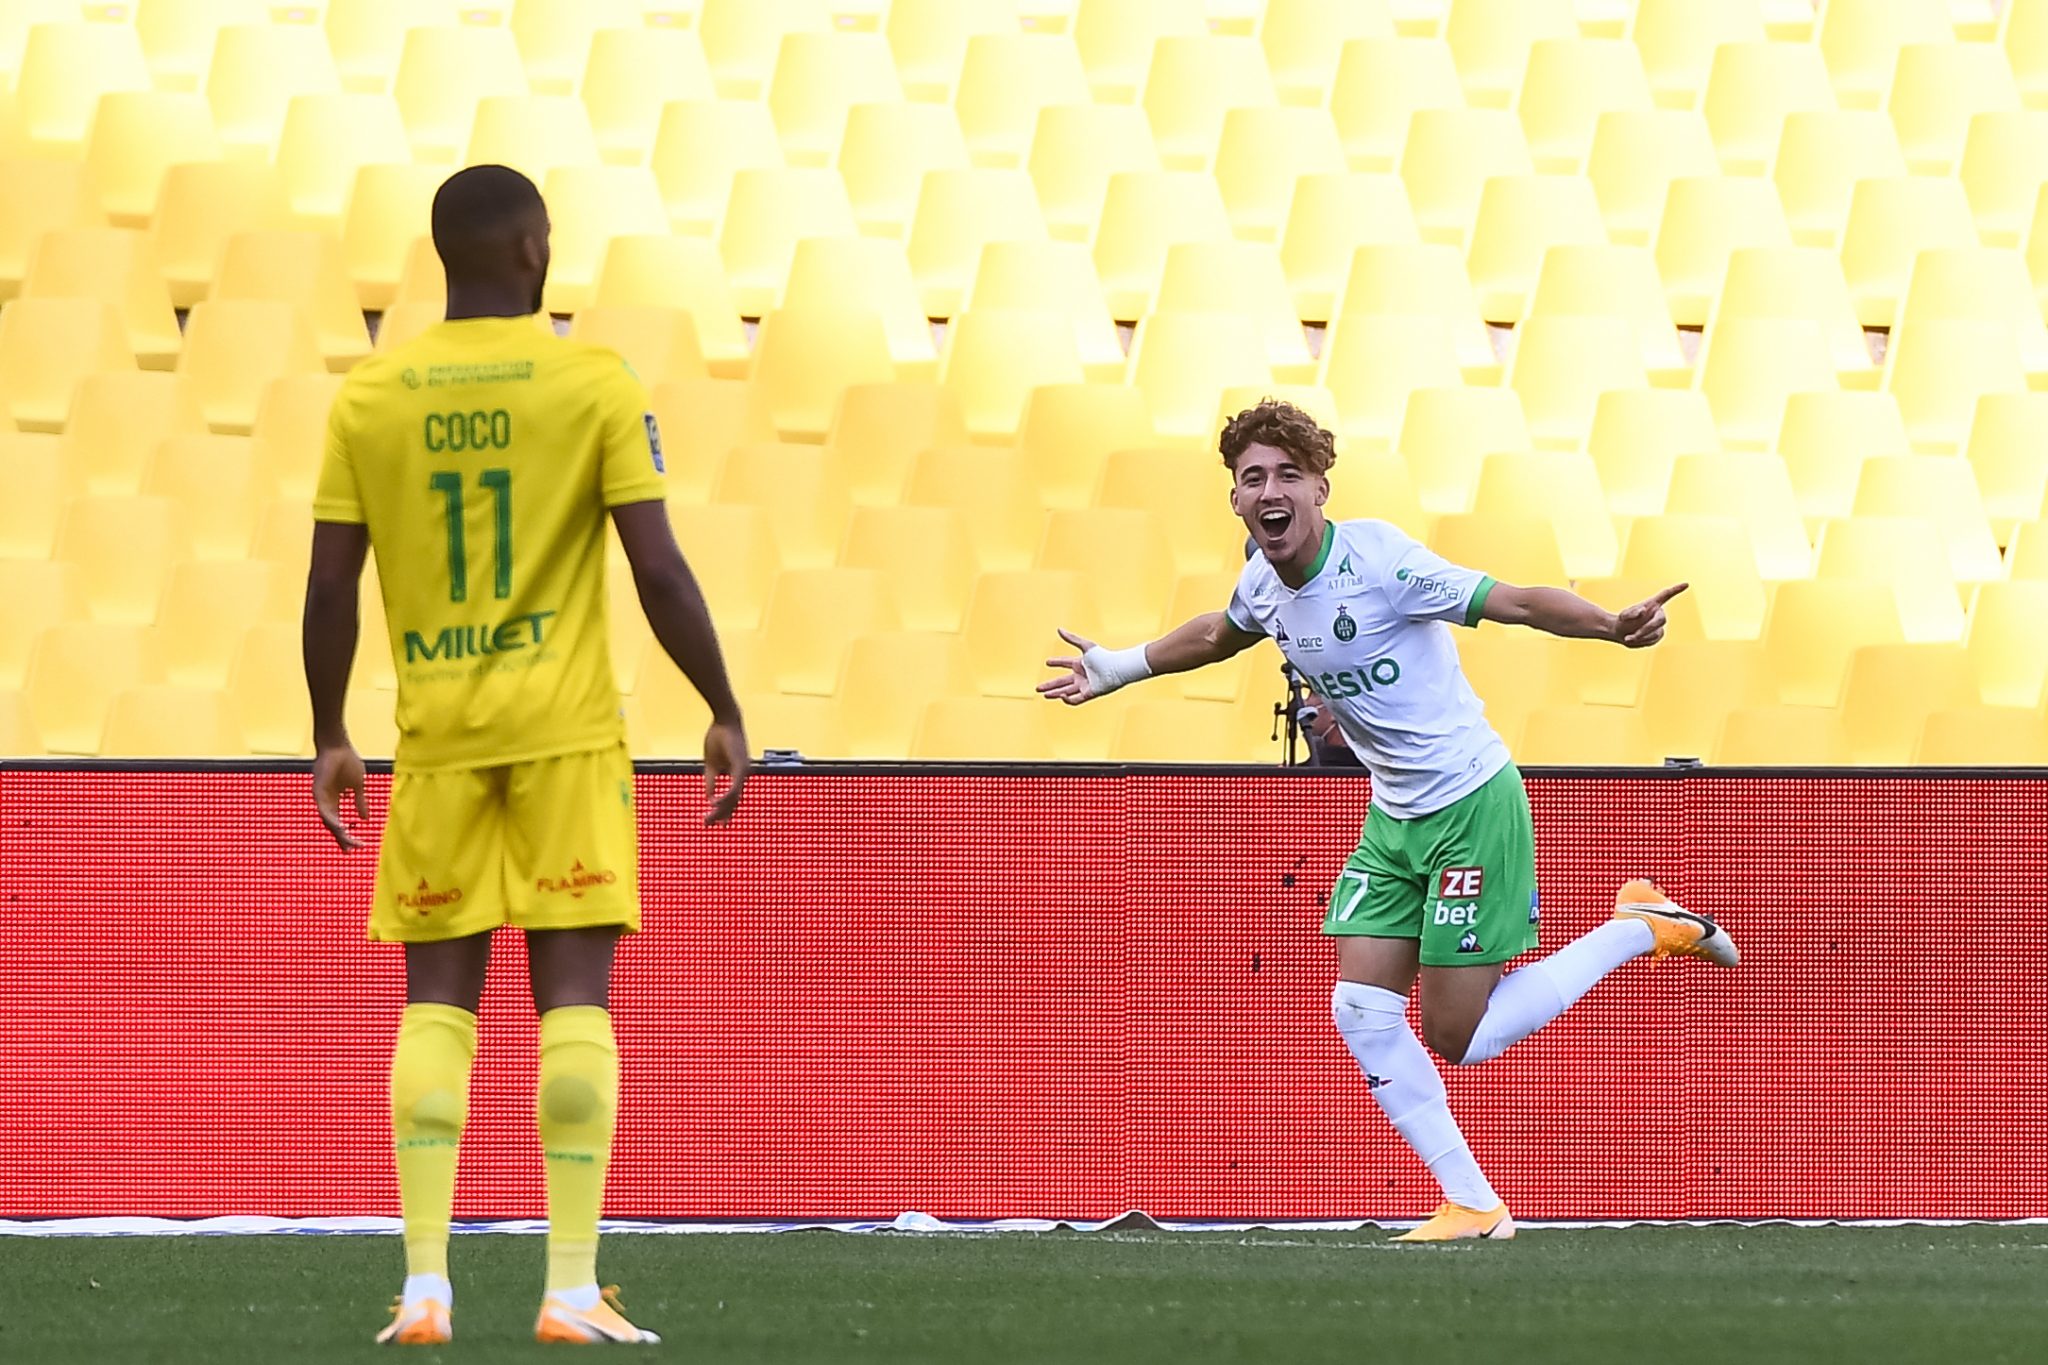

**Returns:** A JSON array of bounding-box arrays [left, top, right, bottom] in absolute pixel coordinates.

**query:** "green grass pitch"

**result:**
[[4, 1226, 2043, 1363]]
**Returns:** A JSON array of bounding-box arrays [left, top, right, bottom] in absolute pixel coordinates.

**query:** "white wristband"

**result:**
[[1081, 643, 1153, 697]]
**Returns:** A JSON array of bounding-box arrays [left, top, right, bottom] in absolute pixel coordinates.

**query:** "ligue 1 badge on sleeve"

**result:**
[[1333, 606, 1356, 643]]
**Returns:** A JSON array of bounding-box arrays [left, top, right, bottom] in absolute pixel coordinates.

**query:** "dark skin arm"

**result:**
[[304, 519, 371, 849], [611, 499, 749, 825]]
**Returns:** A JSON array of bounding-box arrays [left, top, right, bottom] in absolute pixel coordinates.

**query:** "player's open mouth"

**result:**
[[1257, 508, 1292, 541]]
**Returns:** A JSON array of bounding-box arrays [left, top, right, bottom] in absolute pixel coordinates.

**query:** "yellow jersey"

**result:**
[[313, 315, 667, 772]]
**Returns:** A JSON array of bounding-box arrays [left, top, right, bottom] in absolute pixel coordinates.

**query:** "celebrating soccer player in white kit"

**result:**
[[1038, 399, 1738, 1241]]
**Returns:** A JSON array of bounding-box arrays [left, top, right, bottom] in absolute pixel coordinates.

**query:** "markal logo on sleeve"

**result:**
[[1397, 566, 1464, 599], [1332, 605, 1357, 643]]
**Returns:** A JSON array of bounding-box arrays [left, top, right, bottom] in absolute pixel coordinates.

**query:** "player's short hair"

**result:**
[[1219, 398, 1338, 478], [430, 164, 546, 274]]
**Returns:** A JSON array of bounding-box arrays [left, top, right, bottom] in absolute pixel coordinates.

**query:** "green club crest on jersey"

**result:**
[[1333, 605, 1357, 642]]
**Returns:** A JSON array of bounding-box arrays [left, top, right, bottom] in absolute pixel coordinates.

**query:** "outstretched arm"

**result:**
[[612, 500, 748, 825], [1482, 581, 1687, 648], [303, 519, 370, 849], [1038, 611, 1261, 705]]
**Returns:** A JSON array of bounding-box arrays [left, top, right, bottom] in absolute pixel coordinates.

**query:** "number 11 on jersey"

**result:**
[[430, 469, 513, 603]]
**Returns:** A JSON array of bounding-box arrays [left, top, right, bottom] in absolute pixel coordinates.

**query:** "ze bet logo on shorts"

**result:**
[[1439, 866, 1485, 900]]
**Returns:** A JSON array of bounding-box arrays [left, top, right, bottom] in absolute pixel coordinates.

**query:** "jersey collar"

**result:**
[[1291, 520, 1336, 588]]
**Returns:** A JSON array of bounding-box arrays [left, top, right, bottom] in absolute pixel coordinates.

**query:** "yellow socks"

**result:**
[[537, 1005, 619, 1294], [389, 1003, 479, 1283]]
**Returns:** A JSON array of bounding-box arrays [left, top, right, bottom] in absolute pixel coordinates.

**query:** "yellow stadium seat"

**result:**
[[372, 301, 452, 353], [340, 163, 442, 311], [206, 22, 342, 161], [903, 444, 1047, 571], [824, 381, 969, 507], [1915, 705, 2048, 765], [666, 503, 782, 630], [581, 27, 714, 166], [839, 630, 974, 758], [1885, 318, 2028, 454], [1630, 0, 1767, 111], [758, 567, 900, 695], [1328, 36, 1467, 172], [1140, 35, 1277, 171], [1702, 41, 1839, 176], [1277, 174, 1421, 324], [1072, 0, 1206, 103], [1851, 454, 2003, 586], [718, 167, 860, 317], [1896, 247, 2048, 372], [1886, 41, 2018, 177], [1778, 389, 1913, 529], [1332, 243, 1496, 377], [1965, 579, 2048, 708], [143, 433, 265, 561], [250, 373, 343, 501], [0, 299, 133, 434], [941, 309, 1088, 440], [1817, 515, 1967, 642], [955, 34, 1093, 168], [1398, 108, 1534, 249], [698, 0, 832, 101], [178, 299, 326, 435], [1107, 697, 1253, 762], [0, 160, 104, 302], [712, 441, 851, 569], [344, 685, 400, 760], [1769, 112, 1908, 253], [0, 0, 81, 87], [27, 622, 161, 755], [1127, 311, 1275, 446], [0, 433, 62, 561], [1095, 446, 1247, 578], [13, 23, 151, 157], [1713, 705, 1851, 765], [1839, 641, 1980, 764], [1620, 514, 1769, 639], [1697, 317, 1838, 451], [767, 31, 904, 168], [324, 0, 461, 95], [1161, 570, 1271, 703], [1396, 385, 1531, 515], [248, 496, 313, 576], [1508, 315, 1648, 451], [1515, 705, 1658, 767], [84, 92, 221, 230], [1763, 578, 1907, 705], [509, 0, 636, 95], [2010, 0, 2048, 108], [150, 559, 286, 689], [394, 25, 530, 164], [566, 307, 706, 387], [746, 306, 896, 443], [1839, 176, 1979, 327], [1431, 513, 1568, 587], [213, 231, 372, 372], [1817, 0, 1955, 112], [838, 505, 978, 632], [1455, 626, 1568, 749], [1516, 38, 1654, 175], [840, 101, 972, 239], [1156, 242, 1314, 380], [624, 632, 752, 760], [1963, 392, 2048, 538], [1710, 247, 1874, 380], [886, 0, 1021, 103], [21, 228, 182, 372], [135, 0, 269, 91], [649, 100, 784, 238], [1025, 102, 1160, 244], [1442, 0, 1575, 109], [1212, 106, 1347, 244], [1320, 314, 1466, 449], [1638, 639, 1777, 761], [591, 237, 749, 378], [1092, 171, 1233, 321], [910, 695, 1057, 759], [464, 94, 600, 185], [537, 166, 670, 315], [149, 162, 292, 309], [1663, 452, 1812, 580], [2009, 519, 2048, 578], [274, 93, 412, 230], [1015, 382, 1156, 510], [1215, 382, 1344, 452], [1585, 388, 1717, 516], [1466, 176, 1609, 326], [0, 561, 81, 701], [1958, 110, 2048, 248], [960, 568, 1105, 697], [1584, 110, 1719, 247], [59, 372, 205, 501], [54, 494, 186, 627], [1653, 176, 1794, 327], [1261, 0, 1394, 107], [1471, 451, 1618, 578], [906, 168, 1049, 319], [1524, 244, 1687, 378], [733, 690, 849, 760], [651, 377, 773, 505]]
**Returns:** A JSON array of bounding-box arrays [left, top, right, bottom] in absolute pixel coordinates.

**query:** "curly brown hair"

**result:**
[[1218, 398, 1337, 478]]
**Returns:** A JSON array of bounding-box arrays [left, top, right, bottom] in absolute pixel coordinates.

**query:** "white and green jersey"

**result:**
[[1225, 519, 1511, 818]]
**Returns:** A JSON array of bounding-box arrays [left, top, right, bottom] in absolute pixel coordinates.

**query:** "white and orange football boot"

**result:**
[[1392, 1202, 1516, 1242], [535, 1286, 663, 1344], [374, 1297, 451, 1346], [1612, 877, 1739, 967]]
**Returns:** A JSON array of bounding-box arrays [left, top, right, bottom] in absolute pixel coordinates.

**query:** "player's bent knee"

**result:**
[[394, 1086, 465, 1139], [539, 1074, 603, 1126], [1421, 1018, 1477, 1066]]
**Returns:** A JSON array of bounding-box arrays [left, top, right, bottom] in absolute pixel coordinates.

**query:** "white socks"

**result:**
[[401, 1272, 452, 1309], [1331, 982, 1499, 1211], [550, 1284, 603, 1311], [1459, 919, 1654, 1066]]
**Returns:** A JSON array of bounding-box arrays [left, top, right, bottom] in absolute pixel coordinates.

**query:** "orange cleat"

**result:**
[[1391, 1202, 1516, 1242], [1613, 877, 1740, 967], [374, 1297, 451, 1345], [535, 1286, 662, 1344]]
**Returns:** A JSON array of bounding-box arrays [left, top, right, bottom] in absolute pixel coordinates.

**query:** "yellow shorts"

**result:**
[[368, 742, 641, 943]]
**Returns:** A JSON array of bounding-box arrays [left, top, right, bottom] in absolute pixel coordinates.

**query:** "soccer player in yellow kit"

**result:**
[[303, 165, 747, 1345]]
